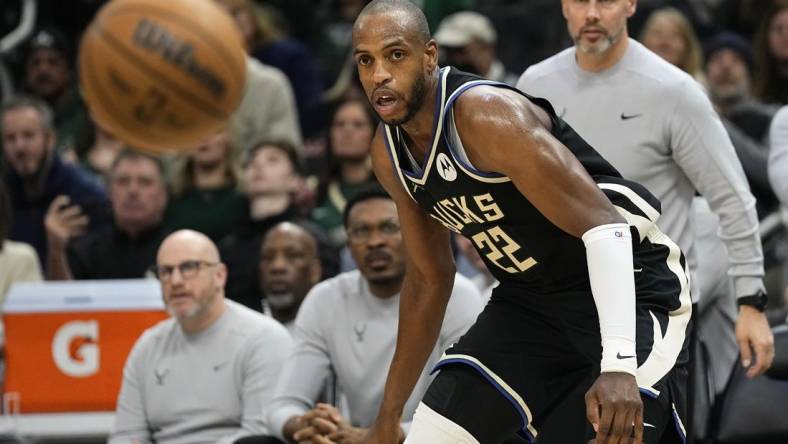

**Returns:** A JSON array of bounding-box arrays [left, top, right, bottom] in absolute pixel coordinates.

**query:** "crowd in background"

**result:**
[[2, 0, 788, 443]]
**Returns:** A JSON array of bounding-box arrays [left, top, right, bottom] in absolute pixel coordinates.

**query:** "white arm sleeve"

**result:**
[[582, 223, 637, 375]]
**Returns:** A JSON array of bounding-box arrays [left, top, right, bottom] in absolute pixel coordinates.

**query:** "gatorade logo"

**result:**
[[52, 321, 99, 378]]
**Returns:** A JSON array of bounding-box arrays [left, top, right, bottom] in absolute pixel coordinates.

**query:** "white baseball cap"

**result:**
[[434, 11, 497, 48]]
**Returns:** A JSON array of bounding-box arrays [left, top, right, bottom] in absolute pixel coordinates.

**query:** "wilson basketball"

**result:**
[[78, 0, 246, 154]]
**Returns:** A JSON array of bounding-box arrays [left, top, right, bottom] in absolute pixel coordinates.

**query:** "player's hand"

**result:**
[[45, 195, 89, 250], [736, 305, 775, 378], [585, 372, 643, 444]]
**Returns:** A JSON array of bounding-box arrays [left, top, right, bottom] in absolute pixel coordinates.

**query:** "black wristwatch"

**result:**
[[737, 290, 768, 312]]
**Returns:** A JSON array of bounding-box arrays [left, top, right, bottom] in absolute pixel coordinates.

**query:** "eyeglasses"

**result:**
[[347, 219, 401, 242], [150, 260, 219, 282]]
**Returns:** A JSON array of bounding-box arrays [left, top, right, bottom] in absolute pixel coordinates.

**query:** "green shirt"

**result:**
[[165, 186, 247, 242]]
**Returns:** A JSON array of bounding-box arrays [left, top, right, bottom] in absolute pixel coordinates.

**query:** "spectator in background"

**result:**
[[166, 129, 246, 242], [1, 95, 108, 269], [45, 150, 169, 280], [433, 11, 518, 86], [754, 0, 788, 105], [259, 222, 322, 332], [312, 98, 378, 248], [110, 230, 291, 444], [769, 105, 788, 208], [268, 187, 482, 444], [219, 141, 302, 311], [640, 7, 705, 82], [23, 28, 89, 157], [0, 181, 42, 306], [80, 117, 126, 183], [232, 57, 303, 154], [705, 31, 781, 217], [217, 0, 324, 137]]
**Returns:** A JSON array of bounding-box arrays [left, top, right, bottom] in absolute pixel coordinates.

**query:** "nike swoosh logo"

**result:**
[[621, 113, 643, 120], [617, 352, 637, 360], [643, 422, 656, 429], [634, 268, 643, 273]]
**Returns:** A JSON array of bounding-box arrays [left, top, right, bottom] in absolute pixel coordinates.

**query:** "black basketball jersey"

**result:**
[[382, 67, 670, 295]]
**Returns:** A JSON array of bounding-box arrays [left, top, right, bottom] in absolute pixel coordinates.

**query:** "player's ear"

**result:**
[[425, 39, 438, 72]]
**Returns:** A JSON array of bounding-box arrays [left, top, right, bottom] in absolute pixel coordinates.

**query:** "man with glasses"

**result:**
[[110, 229, 292, 444], [267, 186, 483, 444]]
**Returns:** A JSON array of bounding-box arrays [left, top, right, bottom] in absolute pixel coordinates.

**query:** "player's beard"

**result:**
[[379, 74, 428, 126]]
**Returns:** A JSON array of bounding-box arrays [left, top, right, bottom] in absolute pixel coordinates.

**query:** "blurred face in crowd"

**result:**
[[243, 145, 297, 197], [642, 14, 686, 68], [346, 198, 406, 291], [25, 48, 70, 102], [259, 223, 321, 311], [1, 106, 54, 178], [706, 49, 750, 104], [769, 8, 788, 62], [191, 130, 231, 169], [215, 0, 257, 51], [353, 11, 438, 126], [330, 101, 375, 160], [156, 230, 226, 325], [562, 0, 635, 55], [110, 156, 168, 233]]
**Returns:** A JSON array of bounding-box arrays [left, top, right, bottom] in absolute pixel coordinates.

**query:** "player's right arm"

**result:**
[[364, 127, 456, 444]]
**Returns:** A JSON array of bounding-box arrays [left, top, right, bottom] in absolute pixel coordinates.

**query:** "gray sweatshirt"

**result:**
[[110, 299, 292, 444], [518, 39, 764, 302]]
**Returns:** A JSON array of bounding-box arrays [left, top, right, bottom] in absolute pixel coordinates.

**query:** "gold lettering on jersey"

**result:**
[[430, 193, 503, 232], [488, 226, 537, 272], [473, 226, 538, 274], [427, 193, 537, 274], [474, 193, 504, 221], [450, 197, 486, 223]]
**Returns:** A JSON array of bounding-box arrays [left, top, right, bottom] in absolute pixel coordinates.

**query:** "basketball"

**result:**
[[78, 0, 246, 154]]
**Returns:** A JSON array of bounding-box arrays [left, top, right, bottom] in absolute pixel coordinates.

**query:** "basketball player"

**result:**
[[353, 1, 691, 443]]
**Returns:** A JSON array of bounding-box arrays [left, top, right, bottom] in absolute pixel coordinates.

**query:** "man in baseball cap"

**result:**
[[24, 27, 89, 156], [434, 11, 518, 86]]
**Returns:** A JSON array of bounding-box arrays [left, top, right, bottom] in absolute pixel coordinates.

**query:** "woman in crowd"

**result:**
[[311, 98, 378, 248], [640, 7, 706, 83], [754, 0, 788, 104], [218, 0, 323, 136], [166, 129, 246, 242]]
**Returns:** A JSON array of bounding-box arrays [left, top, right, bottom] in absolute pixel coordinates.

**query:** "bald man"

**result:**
[[259, 222, 322, 331], [110, 230, 292, 444]]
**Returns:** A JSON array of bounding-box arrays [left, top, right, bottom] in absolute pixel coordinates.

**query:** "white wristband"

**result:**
[[582, 223, 638, 376]]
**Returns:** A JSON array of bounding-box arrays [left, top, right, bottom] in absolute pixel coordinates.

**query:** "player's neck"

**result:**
[[575, 34, 630, 73]]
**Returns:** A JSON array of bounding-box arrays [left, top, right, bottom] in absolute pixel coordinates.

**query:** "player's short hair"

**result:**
[[356, 0, 431, 44], [342, 184, 391, 228]]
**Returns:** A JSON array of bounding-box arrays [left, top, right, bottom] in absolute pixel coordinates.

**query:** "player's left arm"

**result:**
[[668, 79, 773, 377], [453, 86, 643, 443]]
